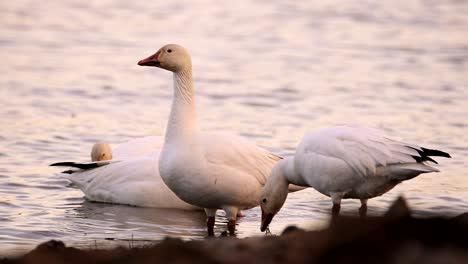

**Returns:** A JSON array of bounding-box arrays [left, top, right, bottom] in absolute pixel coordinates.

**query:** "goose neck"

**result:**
[[173, 68, 195, 104], [165, 68, 198, 143], [282, 157, 307, 186]]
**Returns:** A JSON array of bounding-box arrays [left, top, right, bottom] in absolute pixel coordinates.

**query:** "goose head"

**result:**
[[91, 142, 112, 161], [259, 162, 289, 232], [138, 44, 192, 72]]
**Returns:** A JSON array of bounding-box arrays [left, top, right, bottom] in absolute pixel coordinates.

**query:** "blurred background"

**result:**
[[0, 0, 467, 255]]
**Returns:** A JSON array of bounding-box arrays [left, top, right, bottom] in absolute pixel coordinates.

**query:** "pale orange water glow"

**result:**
[[0, 0, 467, 255]]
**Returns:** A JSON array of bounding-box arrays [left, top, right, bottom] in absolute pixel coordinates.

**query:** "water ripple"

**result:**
[[0, 0, 467, 255]]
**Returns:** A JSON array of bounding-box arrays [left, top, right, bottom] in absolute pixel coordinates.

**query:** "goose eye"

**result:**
[[167, 49, 172, 53], [262, 198, 267, 203]]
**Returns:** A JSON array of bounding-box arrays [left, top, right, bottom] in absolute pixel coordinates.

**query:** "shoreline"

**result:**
[[2, 198, 468, 264]]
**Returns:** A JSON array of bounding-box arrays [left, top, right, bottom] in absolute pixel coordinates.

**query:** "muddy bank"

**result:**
[[3, 198, 468, 264]]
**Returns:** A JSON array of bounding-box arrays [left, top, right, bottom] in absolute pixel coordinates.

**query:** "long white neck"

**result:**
[[281, 157, 308, 187], [164, 68, 198, 143]]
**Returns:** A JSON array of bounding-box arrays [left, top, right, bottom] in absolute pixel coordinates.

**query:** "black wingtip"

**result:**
[[421, 147, 451, 158], [408, 147, 451, 164], [50, 161, 103, 170], [50, 162, 77, 167], [411, 155, 438, 164]]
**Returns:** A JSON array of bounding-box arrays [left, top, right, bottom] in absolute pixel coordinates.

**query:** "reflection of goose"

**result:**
[[51, 136, 200, 210], [260, 126, 451, 232], [138, 44, 303, 235], [72, 201, 207, 240]]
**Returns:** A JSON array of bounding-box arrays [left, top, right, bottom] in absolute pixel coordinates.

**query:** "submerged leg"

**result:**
[[204, 208, 217, 237], [227, 220, 236, 235], [223, 206, 239, 235], [359, 199, 368, 219], [330, 192, 344, 219], [332, 204, 340, 218], [207, 217, 215, 236]]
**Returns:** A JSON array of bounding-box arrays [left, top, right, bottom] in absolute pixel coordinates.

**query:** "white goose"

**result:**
[[259, 126, 451, 231], [90, 142, 113, 161], [138, 44, 302, 235], [90, 136, 163, 161], [51, 136, 200, 210]]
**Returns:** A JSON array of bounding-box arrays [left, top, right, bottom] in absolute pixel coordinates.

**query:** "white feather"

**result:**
[[293, 126, 440, 198], [58, 136, 200, 210]]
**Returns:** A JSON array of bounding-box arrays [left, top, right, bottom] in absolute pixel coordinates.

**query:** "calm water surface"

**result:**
[[1, 0, 467, 255]]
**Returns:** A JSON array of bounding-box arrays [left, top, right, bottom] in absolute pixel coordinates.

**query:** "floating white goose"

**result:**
[[259, 126, 451, 232], [51, 136, 200, 210], [138, 44, 303, 235], [90, 142, 113, 161]]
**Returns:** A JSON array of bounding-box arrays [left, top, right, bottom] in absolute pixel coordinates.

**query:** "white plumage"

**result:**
[[138, 44, 302, 235], [52, 136, 200, 210], [294, 126, 439, 197], [160, 132, 282, 210], [260, 125, 450, 231]]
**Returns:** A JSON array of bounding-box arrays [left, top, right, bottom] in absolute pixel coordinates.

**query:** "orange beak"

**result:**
[[138, 50, 161, 66], [261, 209, 274, 232]]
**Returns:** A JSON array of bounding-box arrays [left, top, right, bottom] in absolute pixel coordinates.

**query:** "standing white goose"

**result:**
[[259, 126, 451, 232], [51, 136, 200, 210], [138, 44, 301, 235]]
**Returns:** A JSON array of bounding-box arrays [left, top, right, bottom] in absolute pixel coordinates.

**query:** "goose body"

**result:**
[[260, 126, 451, 231], [138, 44, 299, 235], [159, 132, 281, 210], [52, 136, 200, 210]]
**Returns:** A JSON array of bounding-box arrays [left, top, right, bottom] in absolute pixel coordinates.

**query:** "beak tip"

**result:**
[[260, 212, 274, 233], [138, 50, 161, 67]]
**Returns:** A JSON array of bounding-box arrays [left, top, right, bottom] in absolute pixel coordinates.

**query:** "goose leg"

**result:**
[[207, 217, 215, 236], [224, 206, 239, 235], [332, 204, 340, 218], [359, 199, 368, 219], [227, 220, 236, 235], [205, 208, 217, 236], [330, 192, 344, 219]]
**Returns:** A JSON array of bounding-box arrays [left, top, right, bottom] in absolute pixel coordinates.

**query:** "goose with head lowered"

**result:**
[[138, 44, 303, 235], [259, 126, 451, 232]]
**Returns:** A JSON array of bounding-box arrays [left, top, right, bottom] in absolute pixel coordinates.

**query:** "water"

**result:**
[[1, 0, 467, 255]]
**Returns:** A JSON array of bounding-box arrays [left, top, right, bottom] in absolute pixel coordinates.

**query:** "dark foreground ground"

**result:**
[[2, 198, 468, 264]]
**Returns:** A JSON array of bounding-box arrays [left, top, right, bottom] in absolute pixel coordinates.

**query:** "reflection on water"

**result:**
[[1, 0, 468, 255], [68, 202, 208, 246]]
